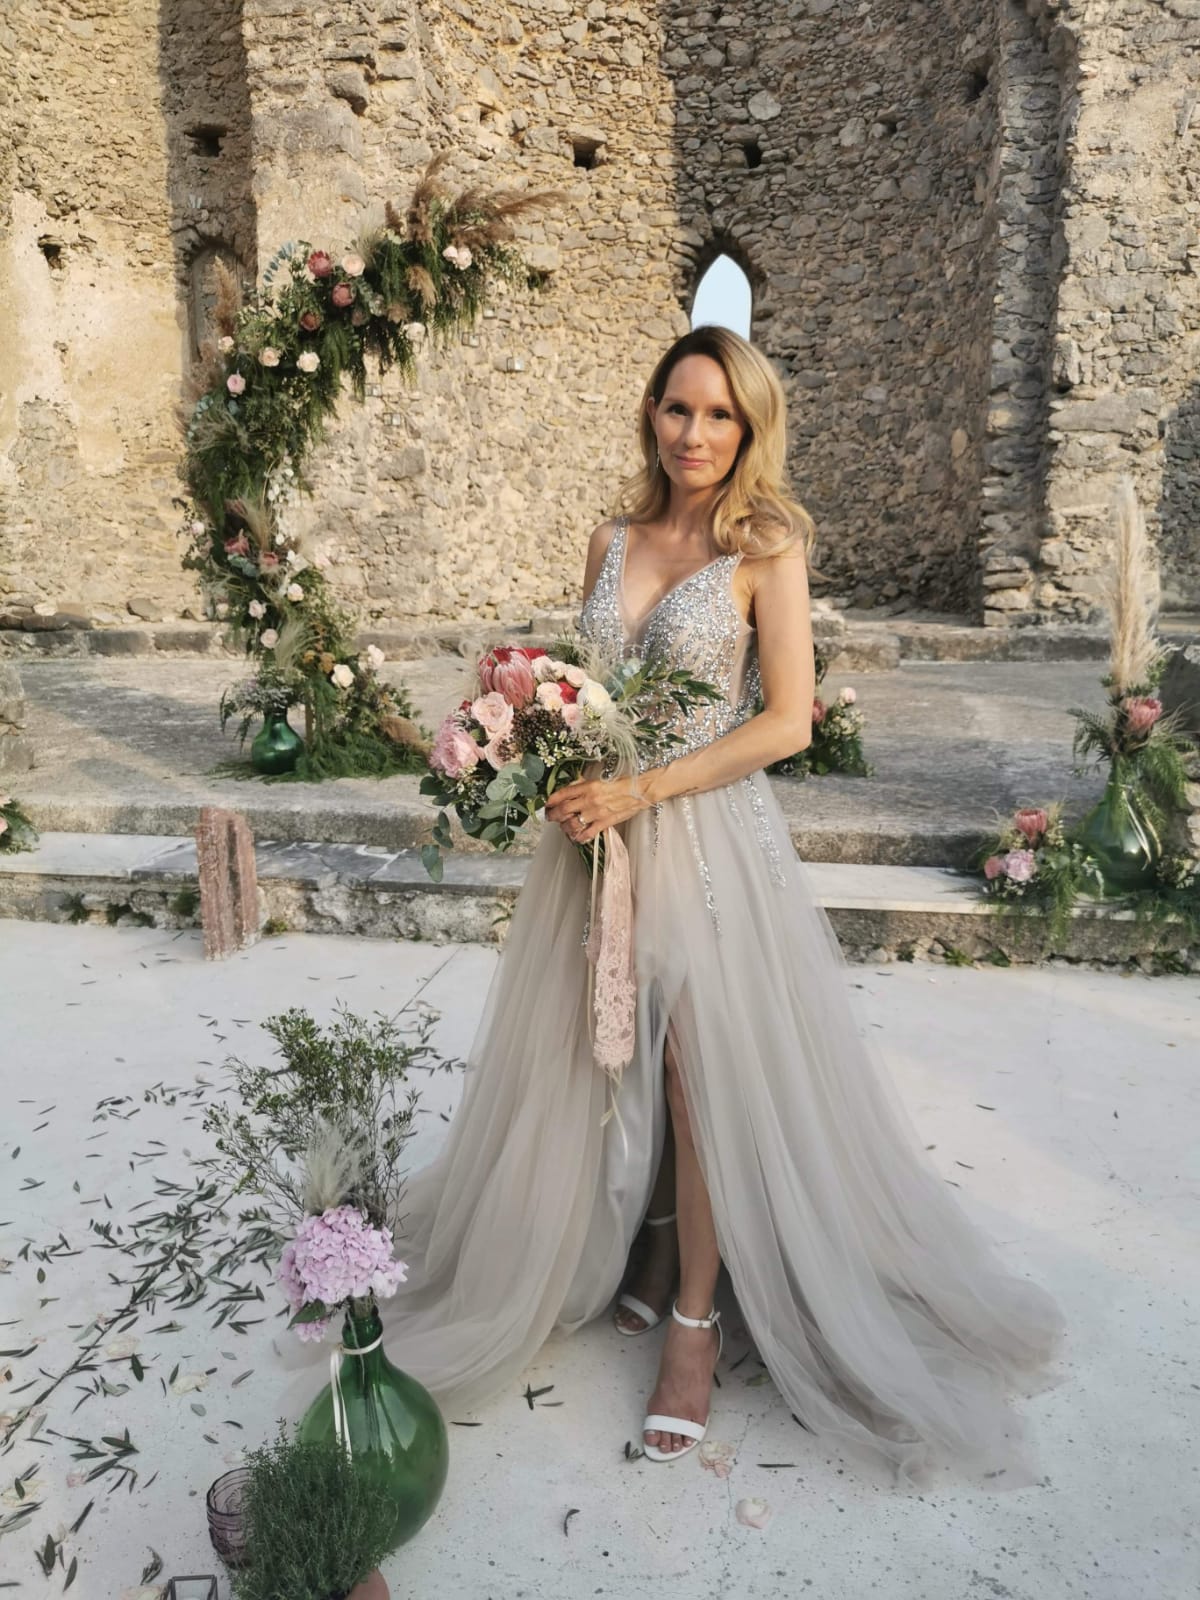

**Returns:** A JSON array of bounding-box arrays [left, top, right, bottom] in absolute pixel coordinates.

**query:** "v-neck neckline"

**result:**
[[616, 516, 732, 634]]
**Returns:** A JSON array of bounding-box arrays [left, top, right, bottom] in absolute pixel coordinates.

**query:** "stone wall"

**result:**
[[1, 0, 1197, 628]]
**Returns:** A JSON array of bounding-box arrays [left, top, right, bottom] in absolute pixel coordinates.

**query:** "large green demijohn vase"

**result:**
[[1075, 756, 1161, 897], [299, 1306, 449, 1551], [250, 710, 304, 775]]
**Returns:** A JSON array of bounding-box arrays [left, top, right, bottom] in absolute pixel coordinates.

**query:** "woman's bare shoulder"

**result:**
[[586, 515, 623, 561]]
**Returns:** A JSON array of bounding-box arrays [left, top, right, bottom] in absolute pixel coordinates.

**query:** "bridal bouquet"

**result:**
[[418, 636, 723, 881]]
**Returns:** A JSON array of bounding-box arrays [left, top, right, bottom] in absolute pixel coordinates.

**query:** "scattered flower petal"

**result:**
[[170, 1371, 208, 1395], [735, 1497, 772, 1530], [104, 1336, 140, 1359]]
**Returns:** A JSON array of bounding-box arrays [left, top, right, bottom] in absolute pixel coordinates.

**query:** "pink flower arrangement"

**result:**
[[1122, 696, 1163, 737], [278, 1206, 408, 1343], [307, 250, 333, 278]]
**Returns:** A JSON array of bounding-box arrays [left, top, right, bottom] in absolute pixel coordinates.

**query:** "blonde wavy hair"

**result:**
[[615, 326, 817, 562]]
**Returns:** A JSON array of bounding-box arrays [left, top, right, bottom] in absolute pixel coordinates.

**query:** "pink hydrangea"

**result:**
[[278, 1206, 408, 1341], [430, 715, 481, 780], [1001, 848, 1036, 883]]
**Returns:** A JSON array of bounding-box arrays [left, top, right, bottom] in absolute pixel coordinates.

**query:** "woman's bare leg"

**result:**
[[613, 1120, 679, 1333], [643, 1024, 721, 1454]]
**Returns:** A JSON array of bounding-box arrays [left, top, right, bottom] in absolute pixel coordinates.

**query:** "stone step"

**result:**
[[6, 612, 1196, 668], [1, 831, 1193, 969]]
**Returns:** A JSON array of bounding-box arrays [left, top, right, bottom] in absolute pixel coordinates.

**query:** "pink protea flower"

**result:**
[[1001, 848, 1036, 883], [1122, 696, 1163, 737], [430, 715, 481, 780], [983, 855, 1006, 880], [812, 697, 827, 725], [1013, 808, 1049, 845], [307, 250, 333, 278], [299, 309, 322, 332], [331, 282, 354, 308], [478, 646, 538, 708]]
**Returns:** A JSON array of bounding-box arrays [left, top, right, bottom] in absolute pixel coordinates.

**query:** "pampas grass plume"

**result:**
[[1104, 475, 1161, 693], [301, 1116, 367, 1214]]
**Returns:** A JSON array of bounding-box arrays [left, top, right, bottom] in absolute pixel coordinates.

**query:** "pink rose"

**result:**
[[561, 703, 585, 732], [983, 855, 1005, 880], [478, 646, 537, 707], [259, 551, 280, 570], [471, 691, 514, 742], [226, 372, 246, 395], [331, 282, 354, 308], [308, 250, 333, 278], [1013, 808, 1048, 845], [838, 685, 857, 705], [811, 697, 826, 725], [1001, 849, 1036, 883], [430, 716, 480, 780], [1123, 696, 1162, 737], [299, 309, 321, 332]]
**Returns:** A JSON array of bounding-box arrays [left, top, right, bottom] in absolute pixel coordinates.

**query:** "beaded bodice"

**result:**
[[579, 515, 762, 774]]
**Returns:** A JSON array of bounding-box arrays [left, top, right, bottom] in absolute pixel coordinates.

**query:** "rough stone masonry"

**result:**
[[1, 0, 1197, 631]]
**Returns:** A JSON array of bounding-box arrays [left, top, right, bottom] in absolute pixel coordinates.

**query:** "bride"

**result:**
[[388, 325, 1064, 1485]]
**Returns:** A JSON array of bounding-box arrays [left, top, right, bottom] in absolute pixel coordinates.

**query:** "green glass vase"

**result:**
[[299, 1306, 448, 1552], [250, 709, 304, 775], [1076, 757, 1160, 897]]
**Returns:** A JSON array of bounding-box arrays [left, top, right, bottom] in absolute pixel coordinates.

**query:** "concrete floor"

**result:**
[[1, 922, 1196, 1600]]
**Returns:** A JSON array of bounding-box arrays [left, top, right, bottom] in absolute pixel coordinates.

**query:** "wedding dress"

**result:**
[[384, 514, 1065, 1487]]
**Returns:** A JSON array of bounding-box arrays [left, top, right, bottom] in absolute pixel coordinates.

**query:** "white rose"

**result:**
[[364, 644, 385, 670], [189, 519, 205, 535], [297, 350, 320, 373], [331, 663, 354, 689], [341, 252, 366, 277], [838, 686, 857, 705], [578, 679, 611, 712], [536, 681, 564, 711], [562, 665, 586, 688], [259, 347, 281, 367], [286, 583, 304, 602], [217, 335, 235, 353], [247, 599, 265, 619], [260, 628, 279, 648], [531, 655, 559, 682]]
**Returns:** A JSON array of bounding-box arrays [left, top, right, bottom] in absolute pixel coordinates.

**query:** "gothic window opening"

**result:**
[[690, 253, 752, 340]]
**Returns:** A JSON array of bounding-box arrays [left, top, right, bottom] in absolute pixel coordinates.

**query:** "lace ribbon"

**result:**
[[584, 823, 637, 1155], [329, 1328, 383, 1459]]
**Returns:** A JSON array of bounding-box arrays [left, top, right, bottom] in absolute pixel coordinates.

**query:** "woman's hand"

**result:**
[[544, 770, 655, 846]]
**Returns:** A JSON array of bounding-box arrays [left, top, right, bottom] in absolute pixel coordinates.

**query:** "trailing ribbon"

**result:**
[[329, 1328, 383, 1459], [584, 823, 637, 1157]]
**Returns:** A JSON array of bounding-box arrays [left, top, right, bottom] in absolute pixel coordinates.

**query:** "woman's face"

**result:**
[[647, 352, 748, 491]]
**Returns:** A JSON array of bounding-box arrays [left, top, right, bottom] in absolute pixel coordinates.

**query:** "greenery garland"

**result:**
[[179, 153, 564, 780]]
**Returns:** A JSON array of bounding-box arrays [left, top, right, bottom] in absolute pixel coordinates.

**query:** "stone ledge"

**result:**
[[2, 833, 1194, 969]]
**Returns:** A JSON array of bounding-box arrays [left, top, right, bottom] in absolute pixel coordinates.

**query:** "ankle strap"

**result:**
[[671, 1298, 719, 1330]]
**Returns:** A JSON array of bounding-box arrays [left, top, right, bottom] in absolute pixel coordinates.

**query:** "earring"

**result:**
[[655, 446, 661, 470]]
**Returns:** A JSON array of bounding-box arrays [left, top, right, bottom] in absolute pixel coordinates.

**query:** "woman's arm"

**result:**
[[545, 545, 817, 841]]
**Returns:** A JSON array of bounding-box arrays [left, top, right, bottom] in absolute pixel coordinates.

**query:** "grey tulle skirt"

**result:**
[[374, 772, 1065, 1487]]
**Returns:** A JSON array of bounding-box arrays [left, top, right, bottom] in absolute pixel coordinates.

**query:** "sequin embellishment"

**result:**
[[742, 775, 788, 889], [681, 795, 721, 935]]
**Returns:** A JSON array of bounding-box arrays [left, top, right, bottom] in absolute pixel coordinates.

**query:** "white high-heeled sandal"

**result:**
[[612, 1212, 677, 1336], [641, 1298, 723, 1463]]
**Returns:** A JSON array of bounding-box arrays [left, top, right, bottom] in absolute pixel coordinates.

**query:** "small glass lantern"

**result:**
[[166, 1579, 218, 1600], [206, 1467, 250, 1566]]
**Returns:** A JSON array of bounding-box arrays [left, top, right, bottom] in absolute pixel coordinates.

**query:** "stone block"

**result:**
[[0, 735, 34, 774], [196, 806, 261, 960], [0, 664, 24, 727], [1159, 644, 1200, 741]]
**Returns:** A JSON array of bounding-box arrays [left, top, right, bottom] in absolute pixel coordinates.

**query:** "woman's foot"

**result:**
[[642, 1303, 720, 1455], [613, 1217, 679, 1334]]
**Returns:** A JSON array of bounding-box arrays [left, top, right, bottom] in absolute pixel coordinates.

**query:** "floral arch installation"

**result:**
[[180, 154, 564, 780]]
